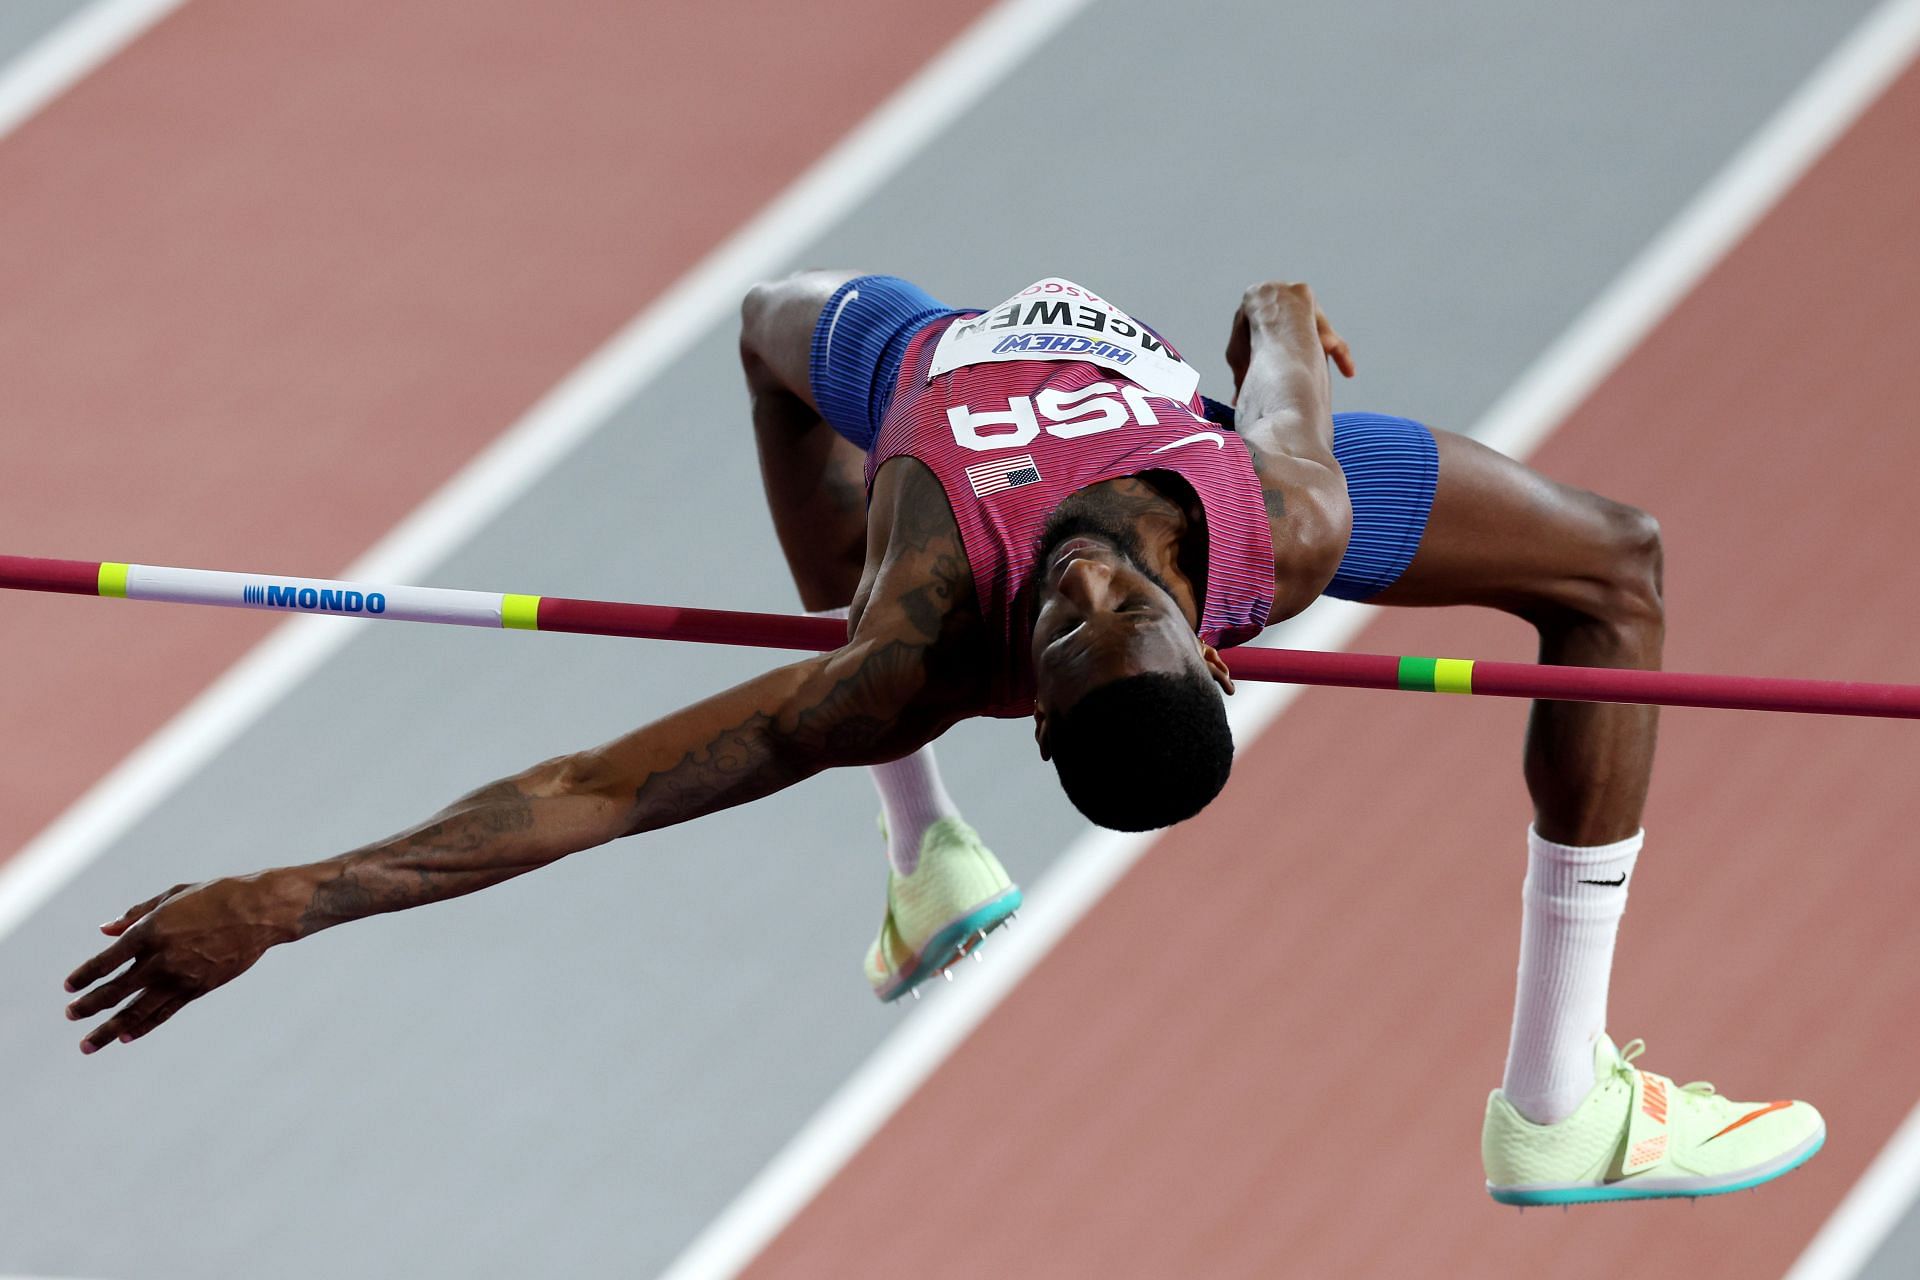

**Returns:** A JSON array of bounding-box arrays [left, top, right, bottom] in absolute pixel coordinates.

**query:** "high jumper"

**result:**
[[62, 272, 1824, 1205]]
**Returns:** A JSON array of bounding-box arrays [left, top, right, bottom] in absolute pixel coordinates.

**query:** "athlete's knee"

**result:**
[[741, 270, 851, 391], [1593, 502, 1664, 633], [1530, 494, 1663, 645], [740, 277, 805, 396], [739, 277, 788, 356], [743, 271, 850, 340]]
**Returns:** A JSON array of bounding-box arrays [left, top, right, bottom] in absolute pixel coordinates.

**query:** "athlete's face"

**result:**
[[1030, 509, 1233, 754]]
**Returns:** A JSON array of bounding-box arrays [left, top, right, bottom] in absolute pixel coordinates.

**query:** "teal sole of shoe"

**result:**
[[877, 887, 1024, 1003], [1489, 1127, 1826, 1205]]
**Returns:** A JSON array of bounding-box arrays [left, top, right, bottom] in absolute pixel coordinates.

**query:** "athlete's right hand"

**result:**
[[1227, 281, 1355, 399], [64, 875, 293, 1054]]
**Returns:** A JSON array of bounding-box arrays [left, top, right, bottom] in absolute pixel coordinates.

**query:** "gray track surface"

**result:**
[[1863, 1159, 1920, 1277], [0, 2, 110, 85], [0, 3, 1887, 1277]]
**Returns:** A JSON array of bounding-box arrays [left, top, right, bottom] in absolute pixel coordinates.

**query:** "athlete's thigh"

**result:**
[[1366, 428, 1646, 615], [741, 269, 863, 413]]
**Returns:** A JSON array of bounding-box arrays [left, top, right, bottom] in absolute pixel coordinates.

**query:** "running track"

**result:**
[[2, 2, 1914, 1277]]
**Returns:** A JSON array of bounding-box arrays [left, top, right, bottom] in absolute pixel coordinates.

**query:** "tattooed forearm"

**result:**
[[286, 626, 951, 937], [291, 777, 572, 937]]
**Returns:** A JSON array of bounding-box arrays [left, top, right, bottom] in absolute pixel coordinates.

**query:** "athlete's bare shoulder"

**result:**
[[851, 457, 993, 712]]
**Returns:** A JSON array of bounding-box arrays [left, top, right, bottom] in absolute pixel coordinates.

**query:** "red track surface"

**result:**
[[0, 0, 987, 863], [749, 60, 1920, 1280]]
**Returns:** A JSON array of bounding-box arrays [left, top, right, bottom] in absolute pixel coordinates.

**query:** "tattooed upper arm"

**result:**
[[1249, 451, 1287, 522], [1247, 445, 1351, 615], [858, 461, 988, 701]]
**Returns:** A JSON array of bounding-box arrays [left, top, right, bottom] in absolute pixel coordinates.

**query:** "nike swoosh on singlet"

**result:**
[[1148, 430, 1226, 454], [820, 288, 860, 370]]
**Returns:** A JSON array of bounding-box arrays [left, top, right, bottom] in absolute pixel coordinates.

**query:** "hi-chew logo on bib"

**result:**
[[929, 277, 1201, 404]]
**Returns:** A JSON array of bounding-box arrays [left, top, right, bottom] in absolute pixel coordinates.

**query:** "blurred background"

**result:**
[[2, 1, 1918, 1276]]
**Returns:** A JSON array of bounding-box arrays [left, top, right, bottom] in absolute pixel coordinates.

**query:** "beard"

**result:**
[[1031, 489, 1175, 599]]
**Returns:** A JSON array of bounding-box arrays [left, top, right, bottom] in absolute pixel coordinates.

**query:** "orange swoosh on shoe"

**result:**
[[1707, 1100, 1795, 1142]]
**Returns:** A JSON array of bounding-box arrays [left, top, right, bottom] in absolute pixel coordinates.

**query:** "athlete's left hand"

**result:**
[[64, 875, 291, 1054], [1227, 281, 1356, 398]]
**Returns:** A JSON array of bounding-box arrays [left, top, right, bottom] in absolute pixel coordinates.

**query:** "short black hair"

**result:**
[[1047, 669, 1233, 831]]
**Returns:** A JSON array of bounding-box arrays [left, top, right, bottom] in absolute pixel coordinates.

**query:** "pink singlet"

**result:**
[[865, 279, 1275, 715]]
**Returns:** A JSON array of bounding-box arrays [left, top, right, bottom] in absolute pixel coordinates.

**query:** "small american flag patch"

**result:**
[[965, 454, 1042, 498]]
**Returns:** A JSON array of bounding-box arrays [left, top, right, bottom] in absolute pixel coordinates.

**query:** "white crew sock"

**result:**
[[1500, 825, 1643, 1125], [868, 746, 961, 876], [807, 606, 960, 875]]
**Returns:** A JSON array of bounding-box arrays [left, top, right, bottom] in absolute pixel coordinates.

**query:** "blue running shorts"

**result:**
[[809, 275, 962, 451], [1322, 412, 1438, 601]]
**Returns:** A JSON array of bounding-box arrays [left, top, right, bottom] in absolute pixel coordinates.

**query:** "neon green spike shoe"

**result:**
[[1483, 1035, 1825, 1205], [863, 817, 1022, 1003]]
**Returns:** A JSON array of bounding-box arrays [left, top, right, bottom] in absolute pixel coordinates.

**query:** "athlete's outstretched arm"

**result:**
[[63, 633, 942, 1054], [1225, 280, 1356, 605]]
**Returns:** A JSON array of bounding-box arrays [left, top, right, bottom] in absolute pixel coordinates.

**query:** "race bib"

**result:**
[[928, 277, 1201, 405]]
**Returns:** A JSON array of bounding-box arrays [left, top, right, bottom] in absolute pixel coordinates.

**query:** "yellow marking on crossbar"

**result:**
[[1433, 658, 1474, 694], [501, 594, 541, 630], [97, 563, 129, 598]]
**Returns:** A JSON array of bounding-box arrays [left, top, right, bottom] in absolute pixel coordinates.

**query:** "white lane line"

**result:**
[[0, 0, 187, 142], [0, 0, 1094, 942], [1475, 0, 1920, 469], [1788, 1100, 1920, 1280], [656, 3, 1920, 1276]]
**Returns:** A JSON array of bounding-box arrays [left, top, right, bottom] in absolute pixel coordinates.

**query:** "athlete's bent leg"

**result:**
[[740, 270, 869, 611], [1370, 429, 1821, 1202], [739, 274, 989, 966], [1371, 429, 1662, 1125]]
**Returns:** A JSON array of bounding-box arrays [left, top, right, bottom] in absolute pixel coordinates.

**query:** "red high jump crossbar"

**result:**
[[5, 553, 1919, 718]]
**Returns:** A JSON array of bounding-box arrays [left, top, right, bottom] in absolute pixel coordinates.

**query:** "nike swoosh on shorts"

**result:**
[[821, 287, 860, 369]]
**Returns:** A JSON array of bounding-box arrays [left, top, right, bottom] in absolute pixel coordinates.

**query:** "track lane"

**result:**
[[747, 46, 1920, 1280]]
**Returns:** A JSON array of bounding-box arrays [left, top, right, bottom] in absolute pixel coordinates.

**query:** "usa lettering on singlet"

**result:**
[[869, 277, 1275, 716]]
